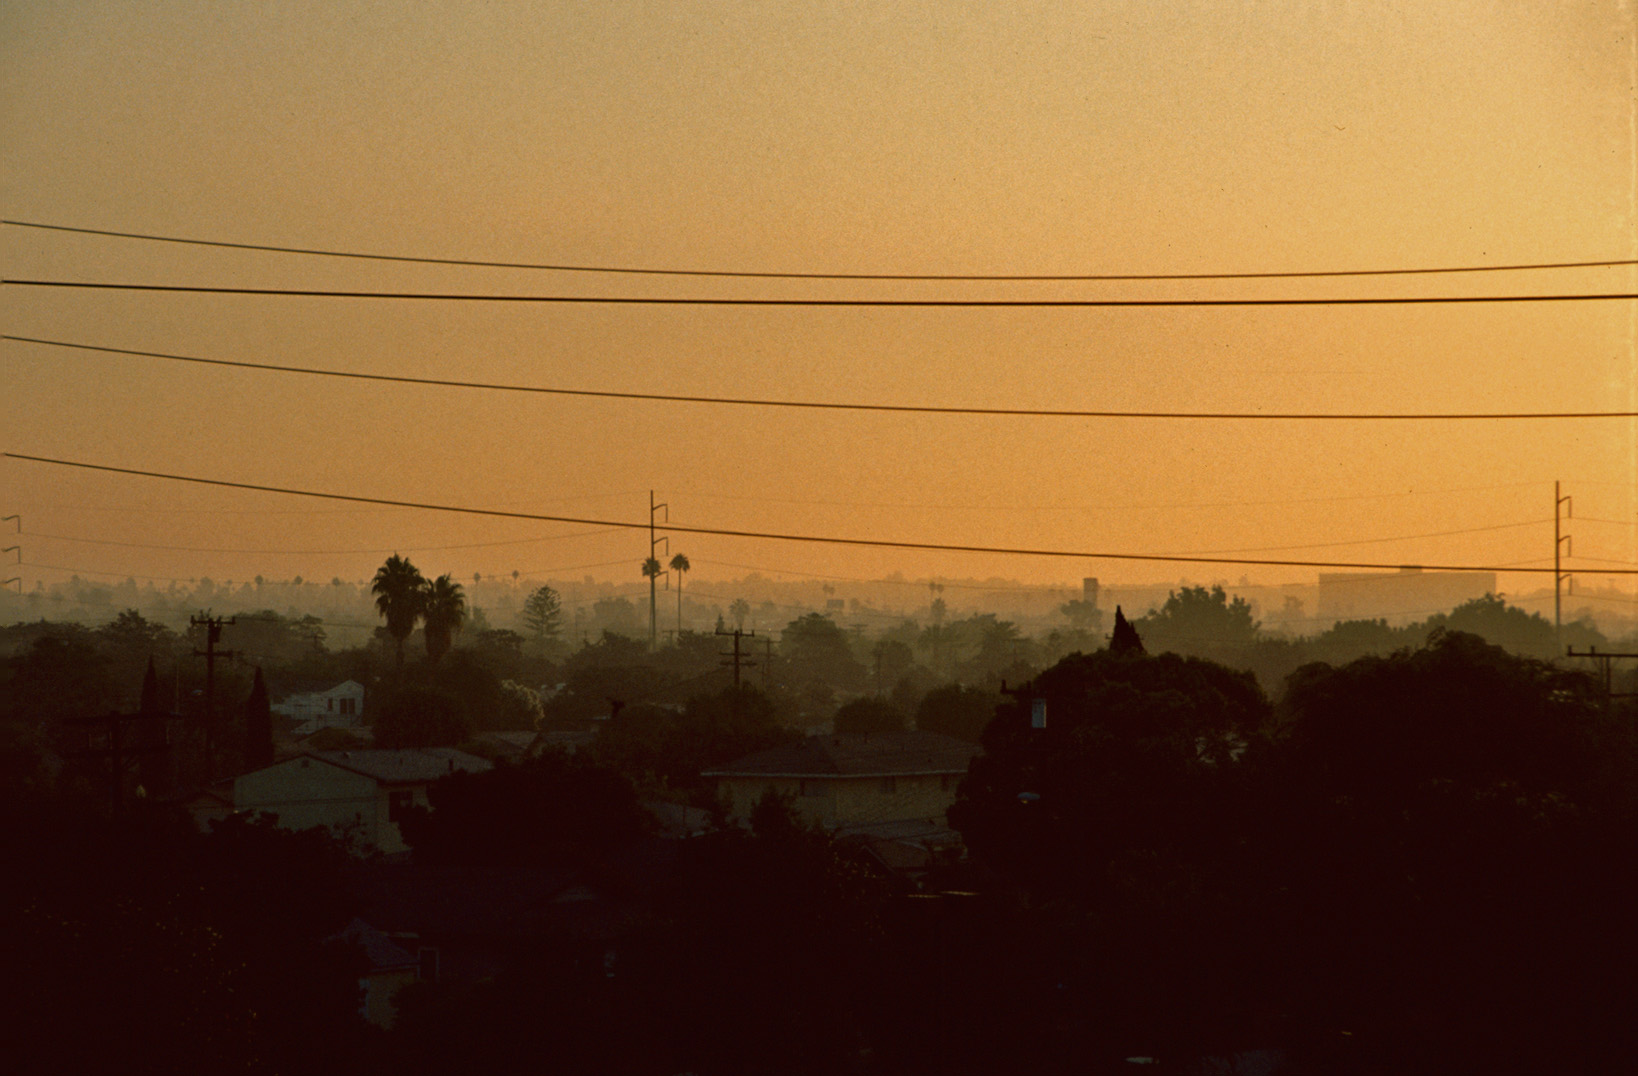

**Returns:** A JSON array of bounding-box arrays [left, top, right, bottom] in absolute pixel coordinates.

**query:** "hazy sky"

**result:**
[[3, 2, 1635, 615]]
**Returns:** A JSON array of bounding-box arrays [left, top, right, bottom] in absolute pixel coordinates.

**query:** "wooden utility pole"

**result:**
[[717, 626, 757, 688], [1555, 481, 1573, 647], [648, 491, 668, 650], [191, 613, 236, 778], [1566, 646, 1638, 705]]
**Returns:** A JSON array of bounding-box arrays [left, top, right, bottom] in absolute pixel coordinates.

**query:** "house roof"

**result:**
[[703, 731, 979, 779], [309, 748, 493, 784], [273, 678, 364, 698]]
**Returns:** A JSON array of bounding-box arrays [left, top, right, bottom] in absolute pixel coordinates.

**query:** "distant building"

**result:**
[[704, 731, 980, 828], [234, 748, 493, 855], [1316, 567, 1497, 626], [271, 679, 366, 736]]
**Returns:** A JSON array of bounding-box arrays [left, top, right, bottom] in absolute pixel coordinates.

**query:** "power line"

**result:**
[[20, 526, 626, 555], [1155, 519, 1553, 556], [11, 337, 1637, 421], [677, 480, 1551, 512], [6, 280, 1638, 306], [10, 451, 1638, 576], [11, 218, 1637, 281]]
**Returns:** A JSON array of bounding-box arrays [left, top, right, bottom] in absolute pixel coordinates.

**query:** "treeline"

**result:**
[[13, 628, 1638, 1072]]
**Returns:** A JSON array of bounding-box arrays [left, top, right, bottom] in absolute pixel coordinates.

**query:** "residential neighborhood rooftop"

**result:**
[[309, 748, 493, 784], [703, 730, 980, 779]]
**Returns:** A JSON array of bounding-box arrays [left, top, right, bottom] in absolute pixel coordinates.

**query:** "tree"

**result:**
[[372, 554, 426, 668], [372, 685, 472, 749], [244, 666, 273, 769], [669, 553, 690, 637], [1109, 605, 1145, 655], [951, 647, 1270, 896], [915, 684, 998, 742], [729, 597, 751, 631], [421, 573, 467, 663], [398, 751, 651, 867], [1058, 598, 1103, 633], [832, 696, 906, 734], [779, 613, 866, 695], [642, 556, 664, 649], [1260, 631, 1632, 1071], [1427, 592, 1606, 660], [520, 585, 563, 649], [1136, 585, 1258, 655], [495, 679, 545, 730]]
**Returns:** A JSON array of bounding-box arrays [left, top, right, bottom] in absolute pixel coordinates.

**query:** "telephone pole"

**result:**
[[717, 627, 757, 689], [1565, 647, 1638, 706], [191, 613, 236, 778], [648, 491, 668, 650], [1, 515, 18, 594], [1555, 482, 1573, 647]]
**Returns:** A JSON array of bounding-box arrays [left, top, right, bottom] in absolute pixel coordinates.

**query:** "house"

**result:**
[[335, 918, 436, 1028], [703, 731, 980, 828], [271, 679, 366, 736], [233, 748, 493, 855]]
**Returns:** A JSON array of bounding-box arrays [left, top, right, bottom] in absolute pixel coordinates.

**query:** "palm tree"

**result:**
[[729, 598, 751, 632], [372, 554, 426, 668], [422, 573, 467, 663], [669, 553, 690, 637], [642, 556, 663, 649]]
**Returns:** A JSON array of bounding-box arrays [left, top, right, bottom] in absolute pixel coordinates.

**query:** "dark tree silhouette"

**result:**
[[520, 584, 562, 648], [372, 554, 426, 668], [421, 573, 467, 663], [914, 683, 998, 742], [243, 665, 273, 769], [669, 552, 690, 636], [1109, 604, 1145, 655], [642, 556, 663, 649], [832, 696, 907, 734]]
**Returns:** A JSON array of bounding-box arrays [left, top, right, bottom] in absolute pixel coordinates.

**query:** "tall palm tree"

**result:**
[[422, 573, 467, 663], [729, 598, 751, 632], [372, 554, 426, 668], [642, 556, 663, 649], [669, 553, 690, 637]]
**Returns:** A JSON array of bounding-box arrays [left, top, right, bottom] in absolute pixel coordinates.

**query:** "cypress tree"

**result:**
[[1109, 605, 1146, 656], [244, 666, 274, 769]]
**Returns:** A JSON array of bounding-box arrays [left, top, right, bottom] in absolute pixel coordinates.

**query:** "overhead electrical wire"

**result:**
[[19, 526, 626, 556], [5, 280, 1634, 305], [9, 452, 1638, 576], [10, 337, 1635, 421], [8, 219, 1637, 281]]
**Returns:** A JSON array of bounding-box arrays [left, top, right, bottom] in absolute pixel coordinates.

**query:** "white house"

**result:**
[[272, 680, 366, 736], [234, 748, 493, 855]]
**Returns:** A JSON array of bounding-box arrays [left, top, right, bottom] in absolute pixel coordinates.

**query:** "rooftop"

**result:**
[[703, 731, 979, 779], [310, 747, 493, 784]]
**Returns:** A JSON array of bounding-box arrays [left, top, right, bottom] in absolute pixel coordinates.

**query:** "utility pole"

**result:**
[[648, 491, 668, 650], [1, 515, 18, 595], [1565, 646, 1638, 705], [1555, 482, 1573, 647], [717, 626, 757, 689], [191, 613, 236, 779]]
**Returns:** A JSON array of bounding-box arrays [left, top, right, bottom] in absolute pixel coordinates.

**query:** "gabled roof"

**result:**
[[703, 731, 979, 779], [272, 678, 364, 698], [308, 748, 492, 784]]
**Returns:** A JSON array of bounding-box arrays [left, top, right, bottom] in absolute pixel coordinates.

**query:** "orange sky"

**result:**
[[2, 2, 1635, 616]]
